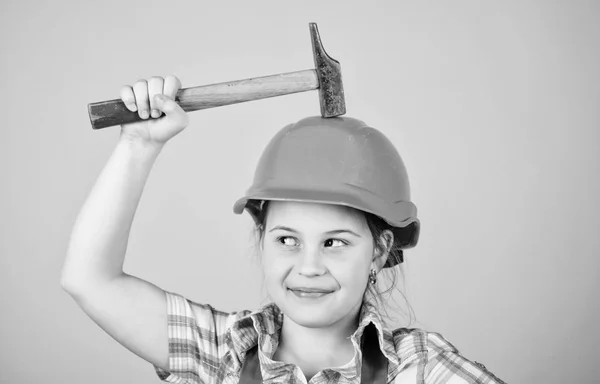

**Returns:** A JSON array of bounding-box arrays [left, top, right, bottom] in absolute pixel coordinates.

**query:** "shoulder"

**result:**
[[164, 290, 253, 329], [165, 292, 282, 343], [390, 327, 505, 384], [390, 327, 456, 359]]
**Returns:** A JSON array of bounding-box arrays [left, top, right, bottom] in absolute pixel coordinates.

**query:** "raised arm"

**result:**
[[60, 75, 189, 370]]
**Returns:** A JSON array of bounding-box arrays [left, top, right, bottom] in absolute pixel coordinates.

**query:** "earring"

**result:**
[[369, 269, 377, 284]]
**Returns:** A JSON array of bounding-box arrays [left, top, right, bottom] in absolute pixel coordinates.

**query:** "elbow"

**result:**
[[60, 253, 81, 294], [60, 264, 88, 296], [60, 251, 94, 295], [60, 274, 95, 301], [60, 270, 79, 295], [60, 265, 120, 296]]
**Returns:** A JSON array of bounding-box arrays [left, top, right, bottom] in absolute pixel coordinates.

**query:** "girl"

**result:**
[[61, 75, 505, 384]]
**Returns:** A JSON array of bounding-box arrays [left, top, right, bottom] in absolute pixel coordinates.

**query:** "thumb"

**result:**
[[153, 94, 188, 126]]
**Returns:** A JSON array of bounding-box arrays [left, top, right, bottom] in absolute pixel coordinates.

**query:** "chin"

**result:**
[[274, 291, 350, 328], [285, 307, 342, 328]]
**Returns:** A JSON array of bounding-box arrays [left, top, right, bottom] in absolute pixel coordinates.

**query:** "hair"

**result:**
[[246, 199, 416, 327]]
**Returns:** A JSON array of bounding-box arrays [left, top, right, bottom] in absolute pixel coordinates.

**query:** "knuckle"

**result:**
[[119, 86, 134, 100], [148, 76, 164, 86], [165, 74, 177, 82], [133, 80, 148, 92], [166, 74, 182, 87]]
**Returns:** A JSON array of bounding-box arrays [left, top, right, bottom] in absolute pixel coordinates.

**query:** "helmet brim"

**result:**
[[233, 186, 419, 247]]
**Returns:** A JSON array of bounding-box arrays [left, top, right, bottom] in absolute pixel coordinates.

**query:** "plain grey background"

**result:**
[[1, 0, 599, 383]]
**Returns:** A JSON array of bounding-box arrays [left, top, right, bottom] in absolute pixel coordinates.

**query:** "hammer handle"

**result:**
[[88, 70, 319, 129]]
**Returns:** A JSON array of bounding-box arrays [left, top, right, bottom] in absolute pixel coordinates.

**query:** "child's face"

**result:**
[[260, 201, 376, 329]]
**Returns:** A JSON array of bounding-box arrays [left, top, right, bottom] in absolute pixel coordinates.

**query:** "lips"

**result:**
[[288, 287, 334, 299], [289, 287, 332, 293]]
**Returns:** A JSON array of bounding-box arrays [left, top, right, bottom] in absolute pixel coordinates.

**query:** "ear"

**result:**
[[372, 229, 394, 271]]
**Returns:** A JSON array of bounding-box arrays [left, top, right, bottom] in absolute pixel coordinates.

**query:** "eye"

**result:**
[[277, 236, 299, 247], [324, 239, 347, 248]]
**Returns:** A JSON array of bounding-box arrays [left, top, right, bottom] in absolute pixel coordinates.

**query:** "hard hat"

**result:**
[[233, 116, 419, 267]]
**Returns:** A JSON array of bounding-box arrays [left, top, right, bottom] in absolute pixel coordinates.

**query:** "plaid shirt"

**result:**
[[153, 291, 505, 384]]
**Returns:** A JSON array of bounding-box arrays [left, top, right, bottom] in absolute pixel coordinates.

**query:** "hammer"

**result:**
[[87, 23, 345, 129]]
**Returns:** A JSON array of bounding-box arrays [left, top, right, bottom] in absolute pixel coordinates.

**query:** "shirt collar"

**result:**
[[355, 299, 400, 367], [228, 298, 400, 375]]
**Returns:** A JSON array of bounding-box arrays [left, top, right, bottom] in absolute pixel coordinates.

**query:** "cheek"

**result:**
[[336, 263, 369, 286], [260, 249, 292, 281], [330, 247, 372, 283]]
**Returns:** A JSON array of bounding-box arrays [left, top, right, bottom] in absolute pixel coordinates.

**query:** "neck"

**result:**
[[275, 303, 362, 372]]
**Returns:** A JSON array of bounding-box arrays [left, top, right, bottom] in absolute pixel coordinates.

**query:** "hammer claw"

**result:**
[[309, 23, 346, 118]]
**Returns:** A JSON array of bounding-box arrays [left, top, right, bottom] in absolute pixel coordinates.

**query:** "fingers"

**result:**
[[120, 86, 137, 112], [148, 77, 164, 118], [133, 80, 150, 119], [153, 94, 189, 128], [120, 75, 183, 120], [163, 75, 182, 100]]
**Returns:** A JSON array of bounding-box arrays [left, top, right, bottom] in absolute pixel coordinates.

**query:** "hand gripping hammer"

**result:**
[[87, 23, 345, 129]]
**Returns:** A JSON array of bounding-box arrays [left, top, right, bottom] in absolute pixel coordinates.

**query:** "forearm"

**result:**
[[61, 137, 164, 290]]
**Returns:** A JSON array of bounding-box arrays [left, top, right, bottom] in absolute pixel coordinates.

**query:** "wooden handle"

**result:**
[[88, 70, 319, 129]]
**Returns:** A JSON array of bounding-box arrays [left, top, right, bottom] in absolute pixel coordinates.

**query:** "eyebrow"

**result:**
[[268, 225, 362, 238]]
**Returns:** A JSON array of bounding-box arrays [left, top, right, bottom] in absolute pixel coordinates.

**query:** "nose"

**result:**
[[296, 245, 327, 277]]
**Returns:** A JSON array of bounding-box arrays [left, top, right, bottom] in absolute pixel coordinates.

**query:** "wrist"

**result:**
[[117, 135, 165, 155], [115, 136, 165, 168]]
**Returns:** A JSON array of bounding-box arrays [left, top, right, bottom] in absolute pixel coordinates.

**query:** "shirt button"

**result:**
[[474, 361, 487, 370]]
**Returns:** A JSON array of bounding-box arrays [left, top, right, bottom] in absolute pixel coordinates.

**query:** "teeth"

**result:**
[[291, 290, 330, 298]]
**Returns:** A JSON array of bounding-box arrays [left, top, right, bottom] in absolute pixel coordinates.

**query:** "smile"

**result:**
[[288, 288, 333, 299]]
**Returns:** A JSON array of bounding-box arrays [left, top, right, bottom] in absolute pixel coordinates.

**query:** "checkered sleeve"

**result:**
[[153, 291, 241, 384], [424, 332, 506, 384]]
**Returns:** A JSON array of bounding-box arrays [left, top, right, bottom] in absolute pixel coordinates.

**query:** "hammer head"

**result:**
[[310, 23, 346, 117]]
